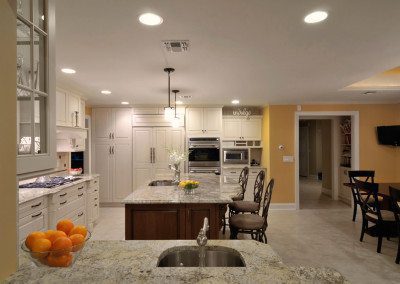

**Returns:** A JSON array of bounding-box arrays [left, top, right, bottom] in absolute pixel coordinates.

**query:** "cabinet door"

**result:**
[[93, 143, 112, 202], [223, 119, 242, 140], [113, 108, 132, 143], [203, 108, 222, 134], [186, 108, 204, 132], [79, 98, 86, 128], [153, 128, 171, 178], [186, 204, 217, 239], [133, 128, 153, 189], [92, 108, 112, 142], [68, 93, 80, 127], [241, 118, 261, 140], [112, 143, 133, 202], [56, 90, 68, 126]]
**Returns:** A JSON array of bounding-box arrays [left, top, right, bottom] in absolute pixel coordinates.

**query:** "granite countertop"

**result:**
[[123, 173, 242, 204], [18, 173, 100, 204], [6, 240, 346, 283]]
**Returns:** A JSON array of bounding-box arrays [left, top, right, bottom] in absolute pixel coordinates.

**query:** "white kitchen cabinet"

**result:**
[[56, 88, 86, 129], [133, 127, 185, 189], [222, 167, 265, 201], [56, 90, 68, 126], [186, 107, 222, 136], [92, 108, 133, 203], [68, 93, 80, 127], [222, 117, 262, 140], [79, 98, 86, 128], [86, 177, 100, 230]]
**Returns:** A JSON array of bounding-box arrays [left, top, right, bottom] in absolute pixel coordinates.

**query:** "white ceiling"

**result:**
[[55, 0, 400, 106]]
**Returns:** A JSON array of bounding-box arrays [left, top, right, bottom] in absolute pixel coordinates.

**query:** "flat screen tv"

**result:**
[[377, 125, 400, 146]]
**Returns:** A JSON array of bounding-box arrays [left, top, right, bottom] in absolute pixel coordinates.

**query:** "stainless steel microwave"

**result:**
[[223, 148, 249, 164]]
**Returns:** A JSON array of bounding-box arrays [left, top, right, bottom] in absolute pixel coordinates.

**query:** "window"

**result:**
[[17, 0, 48, 156]]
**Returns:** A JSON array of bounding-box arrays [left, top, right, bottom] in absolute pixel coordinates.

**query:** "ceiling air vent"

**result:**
[[162, 40, 189, 53]]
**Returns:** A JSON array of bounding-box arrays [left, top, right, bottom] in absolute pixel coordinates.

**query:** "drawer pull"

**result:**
[[78, 212, 84, 217], [60, 200, 67, 205], [230, 172, 237, 174], [31, 202, 42, 208], [94, 180, 98, 184], [94, 197, 98, 201], [94, 204, 98, 207], [78, 193, 84, 197], [78, 186, 84, 190], [59, 193, 67, 197], [31, 212, 42, 218]]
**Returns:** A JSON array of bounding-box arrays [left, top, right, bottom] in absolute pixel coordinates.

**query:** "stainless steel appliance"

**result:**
[[188, 137, 220, 174], [223, 148, 249, 164]]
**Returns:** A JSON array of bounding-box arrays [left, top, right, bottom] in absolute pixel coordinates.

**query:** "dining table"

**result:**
[[344, 182, 400, 208]]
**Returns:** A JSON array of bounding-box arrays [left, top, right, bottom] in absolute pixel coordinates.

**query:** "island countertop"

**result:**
[[123, 173, 242, 204], [6, 240, 346, 283]]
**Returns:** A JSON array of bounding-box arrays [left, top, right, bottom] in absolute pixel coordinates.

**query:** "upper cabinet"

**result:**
[[56, 88, 86, 129], [186, 107, 222, 136], [16, 0, 57, 174], [222, 117, 262, 140]]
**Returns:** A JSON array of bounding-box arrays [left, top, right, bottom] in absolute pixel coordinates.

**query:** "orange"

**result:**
[[56, 219, 74, 235], [46, 253, 73, 267], [69, 225, 87, 238], [25, 231, 46, 250], [69, 234, 85, 252], [30, 238, 51, 259], [51, 237, 72, 256], [45, 230, 67, 244]]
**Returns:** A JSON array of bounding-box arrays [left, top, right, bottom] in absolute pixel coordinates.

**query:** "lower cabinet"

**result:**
[[18, 196, 48, 244], [125, 203, 224, 240]]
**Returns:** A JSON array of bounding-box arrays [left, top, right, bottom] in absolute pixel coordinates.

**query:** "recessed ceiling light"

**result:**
[[101, 90, 112, 95], [61, 68, 76, 74], [231, 100, 240, 105], [138, 13, 163, 26], [121, 101, 129, 105], [304, 11, 328, 24], [176, 100, 183, 105]]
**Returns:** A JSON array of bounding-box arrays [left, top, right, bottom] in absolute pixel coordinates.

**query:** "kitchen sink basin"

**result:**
[[157, 246, 245, 267], [148, 180, 176, 186]]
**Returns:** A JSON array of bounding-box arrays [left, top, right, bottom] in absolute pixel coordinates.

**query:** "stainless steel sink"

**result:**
[[148, 180, 176, 186], [157, 246, 245, 267]]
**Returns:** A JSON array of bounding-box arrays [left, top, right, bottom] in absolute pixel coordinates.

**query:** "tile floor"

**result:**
[[92, 180, 400, 283]]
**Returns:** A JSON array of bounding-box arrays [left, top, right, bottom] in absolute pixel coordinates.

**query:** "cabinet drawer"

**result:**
[[54, 193, 85, 220], [88, 185, 99, 195], [58, 206, 86, 226], [88, 177, 99, 188], [19, 208, 48, 243], [19, 197, 48, 220], [49, 183, 86, 205]]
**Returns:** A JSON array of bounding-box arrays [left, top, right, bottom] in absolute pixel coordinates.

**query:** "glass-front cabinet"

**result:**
[[16, 0, 56, 174]]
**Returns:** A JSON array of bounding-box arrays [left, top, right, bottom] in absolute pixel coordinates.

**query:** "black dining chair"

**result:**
[[348, 170, 379, 221], [222, 167, 249, 235], [229, 170, 265, 215], [389, 186, 400, 264], [354, 179, 397, 253], [229, 179, 275, 243]]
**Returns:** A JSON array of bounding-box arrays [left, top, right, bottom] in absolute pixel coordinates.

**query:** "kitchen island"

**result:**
[[123, 174, 241, 240], [6, 240, 346, 283]]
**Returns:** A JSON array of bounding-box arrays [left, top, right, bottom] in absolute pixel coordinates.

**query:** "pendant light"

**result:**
[[163, 67, 175, 121], [171, 89, 180, 128]]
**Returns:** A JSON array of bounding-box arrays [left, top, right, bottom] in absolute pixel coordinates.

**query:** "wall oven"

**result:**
[[223, 148, 249, 164], [188, 137, 220, 174]]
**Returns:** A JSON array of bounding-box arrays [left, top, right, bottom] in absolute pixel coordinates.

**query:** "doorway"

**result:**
[[294, 111, 360, 210]]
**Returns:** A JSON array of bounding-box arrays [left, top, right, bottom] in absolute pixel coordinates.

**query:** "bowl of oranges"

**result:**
[[21, 219, 90, 268]]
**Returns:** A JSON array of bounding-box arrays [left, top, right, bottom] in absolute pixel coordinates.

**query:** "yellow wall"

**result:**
[[262, 104, 400, 203], [0, 0, 17, 279]]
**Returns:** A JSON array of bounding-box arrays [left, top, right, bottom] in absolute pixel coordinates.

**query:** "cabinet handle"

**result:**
[[112, 133, 115, 139], [153, 148, 156, 163], [78, 186, 84, 190], [78, 193, 84, 197], [78, 212, 84, 217], [94, 180, 98, 184], [31, 212, 42, 218], [150, 148, 152, 163], [31, 202, 42, 208], [59, 193, 67, 197], [94, 189, 98, 192], [187, 209, 190, 220], [94, 197, 98, 201], [109, 133, 112, 139], [94, 204, 98, 207], [230, 172, 236, 174], [60, 200, 67, 205], [112, 146, 114, 154], [109, 146, 112, 155]]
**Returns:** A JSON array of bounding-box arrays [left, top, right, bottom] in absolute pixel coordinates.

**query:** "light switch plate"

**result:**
[[283, 156, 294, 163]]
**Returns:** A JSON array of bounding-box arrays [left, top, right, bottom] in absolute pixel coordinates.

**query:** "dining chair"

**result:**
[[222, 167, 249, 235], [389, 186, 400, 264], [229, 179, 275, 243], [348, 170, 379, 221], [229, 170, 265, 215], [354, 179, 397, 253]]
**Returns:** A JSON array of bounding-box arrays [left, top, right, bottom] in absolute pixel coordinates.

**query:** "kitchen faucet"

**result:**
[[169, 163, 181, 184], [197, 217, 209, 247]]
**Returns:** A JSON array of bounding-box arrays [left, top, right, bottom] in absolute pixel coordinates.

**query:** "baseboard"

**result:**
[[270, 203, 296, 210]]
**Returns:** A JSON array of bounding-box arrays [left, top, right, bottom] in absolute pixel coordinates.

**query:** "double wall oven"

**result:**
[[188, 137, 220, 174]]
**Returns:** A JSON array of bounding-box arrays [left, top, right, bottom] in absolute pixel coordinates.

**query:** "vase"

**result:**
[[184, 188, 195, 195]]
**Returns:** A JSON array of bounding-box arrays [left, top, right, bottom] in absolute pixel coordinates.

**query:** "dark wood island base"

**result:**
[[125, 203, 227, 240]]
